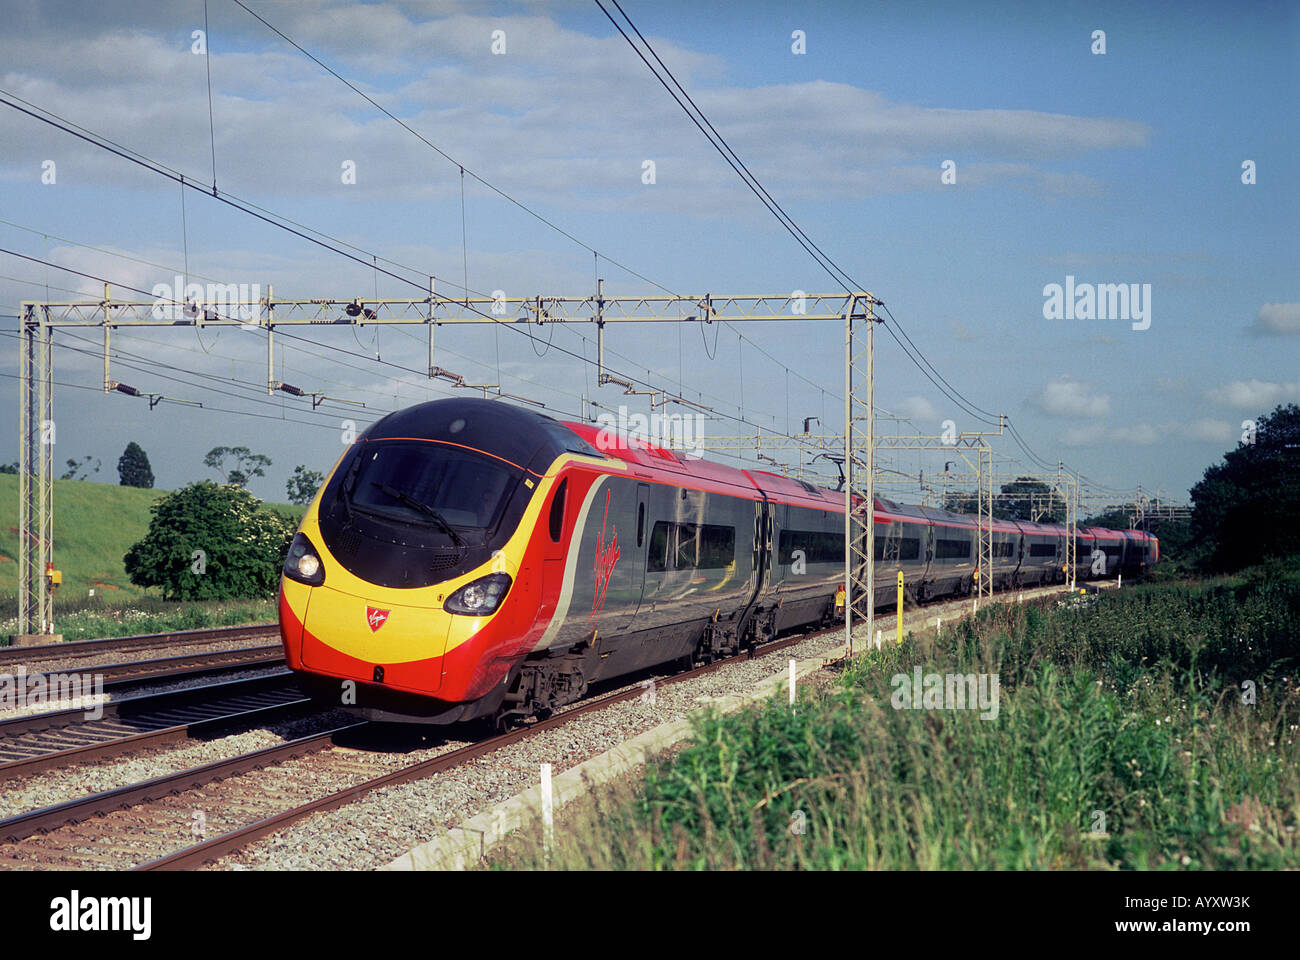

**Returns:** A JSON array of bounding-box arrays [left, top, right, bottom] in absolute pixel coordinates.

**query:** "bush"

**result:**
[[123, 481, 296, 600]]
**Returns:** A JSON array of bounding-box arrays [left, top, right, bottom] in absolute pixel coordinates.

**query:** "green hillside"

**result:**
[[0, 475, 304, 605]]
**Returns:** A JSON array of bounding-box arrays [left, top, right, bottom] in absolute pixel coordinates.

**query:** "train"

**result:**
[[278, 398, 1157, 726]]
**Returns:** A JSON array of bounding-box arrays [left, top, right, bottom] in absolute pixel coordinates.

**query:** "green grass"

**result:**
[[0, 595, 279, 644], [491, 565, 1300, 870], [0, 473, 164, 601], [0, 474, 303, 637]]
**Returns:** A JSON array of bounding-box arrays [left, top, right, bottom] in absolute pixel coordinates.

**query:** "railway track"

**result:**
[[0, 645, 286, 697], [0, 622, 280, 667], [0, 629, 816, 871], [0, 673, 310, 780]]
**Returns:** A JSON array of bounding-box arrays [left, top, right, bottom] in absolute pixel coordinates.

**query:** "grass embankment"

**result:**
[[0, 474, 302, 641], [493, 564, 1300, 869]]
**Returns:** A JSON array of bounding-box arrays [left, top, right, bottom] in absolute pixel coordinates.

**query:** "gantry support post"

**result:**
[[428, 277, 437, 377], [265, 283, 275, 395], [978, 439, 993, 600], [18, 304, 54, 636], [844, 293, 881, 660], [843, 300, 853, 658]]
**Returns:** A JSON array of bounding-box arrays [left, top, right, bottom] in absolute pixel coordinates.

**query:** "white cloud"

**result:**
[[893, 395, 940, 425], [1251, 302, 1300, 336], [1061, 424, 1106, 446], [1060, 422, 1159, 446], [1179, 419, 1234, 443], [1110, 423, 1160, 445], [1205, 379, 1300, 410], [0, 2, 1151, 213], [1033, 376, 1111, 418]]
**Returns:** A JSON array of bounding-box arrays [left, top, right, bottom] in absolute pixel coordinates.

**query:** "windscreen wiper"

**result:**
[[370, 482, 465, 546]]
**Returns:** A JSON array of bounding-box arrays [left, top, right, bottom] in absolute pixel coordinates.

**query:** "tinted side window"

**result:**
[[648, 521, 670, 572], [547, 478, 567, 542], [935, 538, 972, 560], [778, 530, 845, 565], [650, 521, 736, 571]]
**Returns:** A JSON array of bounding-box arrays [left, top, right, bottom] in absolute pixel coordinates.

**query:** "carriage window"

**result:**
[[1029, 542, 1056, 557], [648, 521, 735, 571], [699, 525, 735, 569], [898, 537, 920, 561], [778, 530, 844, 565], [648, 521, 670, 571], [547, 478, 567, 542], [637, 503, 645, 547], [935, 538, 972, 560]]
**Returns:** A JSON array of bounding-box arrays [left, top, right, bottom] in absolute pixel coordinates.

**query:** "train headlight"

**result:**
[[444, 573, 512, 616], [284, 532, 326, 586]]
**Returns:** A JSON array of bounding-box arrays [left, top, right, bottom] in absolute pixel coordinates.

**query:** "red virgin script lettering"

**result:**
[[591, 490, 620, 621]]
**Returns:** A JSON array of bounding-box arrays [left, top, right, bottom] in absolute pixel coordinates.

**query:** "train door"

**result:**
[[757, 499, 772, 591], [626, 482, 657, 628]]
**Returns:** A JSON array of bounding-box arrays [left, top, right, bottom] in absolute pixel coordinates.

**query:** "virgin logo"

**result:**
[[366, 607, 391, 632], [590, 490, 620, 622]]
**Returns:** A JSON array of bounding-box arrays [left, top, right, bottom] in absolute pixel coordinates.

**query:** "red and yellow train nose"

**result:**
[[278, 529, 454, 696], [278, 528, 521, 703], [296, 583, 451, 693]]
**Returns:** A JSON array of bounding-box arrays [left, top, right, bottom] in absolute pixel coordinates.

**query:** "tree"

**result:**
[[286, 465, 325, 506], [0, 462, 17, 475], [943, 477, 1066, 523], [117, 441, 155, 488], [1190, 403, 1300, 571], [997, 478, 1067, 523], [61, 455, 100, 481], [204, 445, 271, 488], [123, 481, 297, 600]]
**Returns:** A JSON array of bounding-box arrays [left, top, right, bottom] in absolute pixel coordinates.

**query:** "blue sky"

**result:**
[[0, 0, 1295, 507]]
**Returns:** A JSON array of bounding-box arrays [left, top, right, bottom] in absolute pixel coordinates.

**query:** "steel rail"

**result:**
[[0, 622, 279, 664], [0, 721, 366, 843], [0, 674, 308, 779]]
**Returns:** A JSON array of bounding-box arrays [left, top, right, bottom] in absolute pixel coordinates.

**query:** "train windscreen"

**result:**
[[344, 442, 516, 531]]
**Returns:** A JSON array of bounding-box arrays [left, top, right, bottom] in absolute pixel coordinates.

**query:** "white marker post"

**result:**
[[789, 659, 796, 706], [875, 629, 882, 650], [936, 617, 942, 636], [1118, 573, 1123, 590], [540, 763, 554, 857]]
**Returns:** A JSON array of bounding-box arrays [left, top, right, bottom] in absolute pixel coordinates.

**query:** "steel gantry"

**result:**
[[16, 288, 876, 637], [907, 468, 1082, 591]]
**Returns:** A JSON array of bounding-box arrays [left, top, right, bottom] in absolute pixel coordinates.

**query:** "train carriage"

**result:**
[[1086, 526, 1127, 578], [279, 398, 1156, 726], [1016, 519, 1065, 587]]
